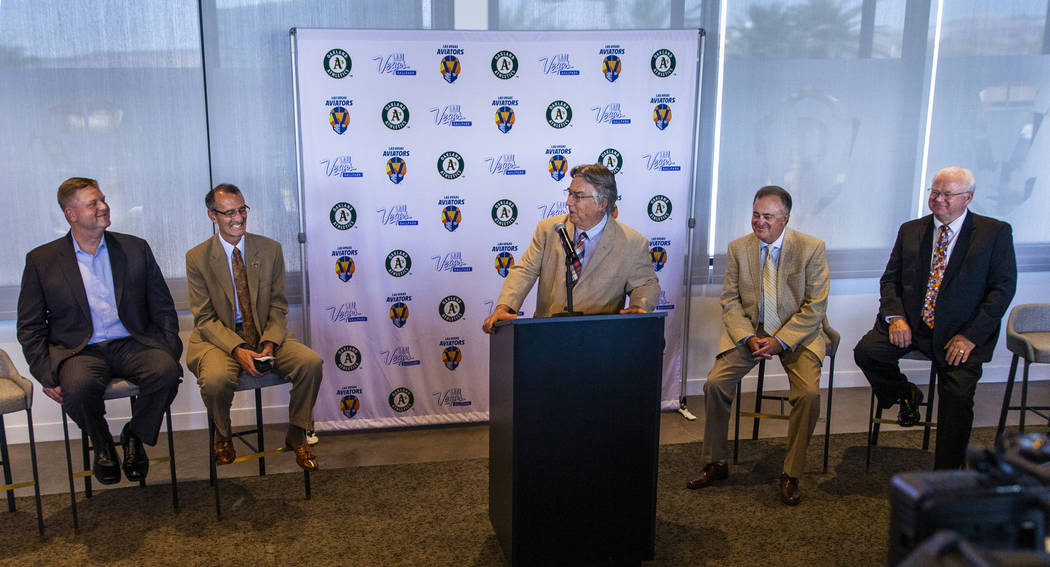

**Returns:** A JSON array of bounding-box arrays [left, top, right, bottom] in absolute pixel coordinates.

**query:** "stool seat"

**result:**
[[101, 378, 141, 400], [1007, 331, 1050, 364], [233, 371, 287, 391]]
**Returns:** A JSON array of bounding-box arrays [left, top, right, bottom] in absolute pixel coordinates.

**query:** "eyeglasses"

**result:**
[[211, 205, 250, 218], [564, 188, 598, 203], [926, 188, 971, 200]]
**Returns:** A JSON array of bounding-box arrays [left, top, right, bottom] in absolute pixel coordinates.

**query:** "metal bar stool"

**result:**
[[865, 351, 937, 471], [0, 349, 44, 536], [207, 371, 311, 519], [996, 304, 1050, 440], [61, 378, 178, 533], [733, 320, 840, 473]]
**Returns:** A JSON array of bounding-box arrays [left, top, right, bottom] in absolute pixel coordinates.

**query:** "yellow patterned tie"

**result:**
[[922, 225, 950, 329], [232, 247, 260, 348], [762, 245, 781, 333]]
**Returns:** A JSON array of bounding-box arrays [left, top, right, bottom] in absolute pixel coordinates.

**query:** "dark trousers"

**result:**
[[57, 337, 181, 448], [854, 322, 981, 470]]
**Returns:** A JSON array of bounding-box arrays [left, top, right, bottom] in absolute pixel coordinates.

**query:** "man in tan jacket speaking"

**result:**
[[482, 163, 659, 333]]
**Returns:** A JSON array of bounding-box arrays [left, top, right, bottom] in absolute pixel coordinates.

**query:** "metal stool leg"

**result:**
[[81, 431, 93, 497], [256, 388, 266, 477], [209, 417, 222, 519], [751, 361, 766, 440], [165, 409, 178, 510], [822, 355, 835, 474], [1019, 360, 1032, 433], [62, 412, 80, 533], [866, 391, 880, 472], [26, 409, 44, 536], [733, 381, 741, 464], [997, 354, 1021, 440], [0, 415, 13, 513], [922, 367, 937, 451]]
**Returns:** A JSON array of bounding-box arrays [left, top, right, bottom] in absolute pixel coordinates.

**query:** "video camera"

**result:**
[[889, 433, 1050, 566]]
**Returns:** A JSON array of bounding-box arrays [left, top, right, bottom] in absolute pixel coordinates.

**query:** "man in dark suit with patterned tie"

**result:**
[[185, 184, 321, 471], [854, 166, 1016, 469], [17, 177, 182, 485]]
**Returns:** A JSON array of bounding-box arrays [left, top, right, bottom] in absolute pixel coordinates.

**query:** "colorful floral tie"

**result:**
[[922, 225, 950, 329]]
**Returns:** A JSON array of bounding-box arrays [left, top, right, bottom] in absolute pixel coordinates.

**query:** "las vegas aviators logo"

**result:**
[[340, 395, 360, 418], [334, 255, 355, 282], [386, 157, 407, 184], [389, 301, 409, 328], [329, 106, 350, 134], [653, 103, 672, 131], [650, 245, 668, 272], [440, 55, 461, 83], [441, 205, 462, 232], [548, 154, 568, 181], [494, 106, 515, 134], [602, 55, 622, 82], [494, 252, 514, 277], [442, 346, 462, 371]]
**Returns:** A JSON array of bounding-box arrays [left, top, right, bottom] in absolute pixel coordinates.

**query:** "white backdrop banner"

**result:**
[[291, 28, 699, 430]]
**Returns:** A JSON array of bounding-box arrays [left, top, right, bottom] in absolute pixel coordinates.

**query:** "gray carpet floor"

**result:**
[[0, 427, 992, 567]]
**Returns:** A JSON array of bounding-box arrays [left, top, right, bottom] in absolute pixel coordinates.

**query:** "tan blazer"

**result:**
[[185, 233, 289, 371], [717, 228, 829, 359], [497, 214, 660, 318]]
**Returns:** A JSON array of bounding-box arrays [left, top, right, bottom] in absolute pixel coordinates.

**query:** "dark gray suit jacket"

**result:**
[[16, 231, 183, 387]]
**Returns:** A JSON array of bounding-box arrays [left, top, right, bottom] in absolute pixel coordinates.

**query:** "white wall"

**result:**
[[684, 271, 1050, 395]]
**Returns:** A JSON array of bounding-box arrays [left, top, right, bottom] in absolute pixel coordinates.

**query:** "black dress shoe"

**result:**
[[93, 440, 122, 485], [779, 473, 801, 505], [687, 461, 729, 489], [896, 383, 924, 427], [121, 423, 149, 482]]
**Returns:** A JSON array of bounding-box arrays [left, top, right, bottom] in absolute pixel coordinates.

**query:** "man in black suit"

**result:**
[[17, 177, 182, 484], [854, 166, 1016, 469]]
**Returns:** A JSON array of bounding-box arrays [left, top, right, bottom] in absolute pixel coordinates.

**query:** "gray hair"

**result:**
[[935, 166, 976, 193], [569, 163, 617, 214]]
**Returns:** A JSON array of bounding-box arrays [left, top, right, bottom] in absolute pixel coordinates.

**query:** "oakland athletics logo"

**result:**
[[598, 148, 624, 174], [329, 202, 357, 230], [491, 199, 518, 227], [389, 302, 409, 328], [494, 252, 515, 278], [437, 151, 465, 180], [648, 195, 672, 222], [439, 295, 466, 322], [546, 100, 572, 128], [389, 387, 414, 413], [650, 48, 676, 77], [382, 100, 410, 130], [385, 249, 412, 277], [491, 50, 518, 79], [335, 345, 362, 371], [323, 48, 351, 79], [442, 346, 462, 371]]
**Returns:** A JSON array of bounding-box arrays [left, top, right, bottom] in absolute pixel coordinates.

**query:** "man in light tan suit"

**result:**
[[482, 163, 659, 332], [186, 184, 321, 471], [687, 186, 828, 505]]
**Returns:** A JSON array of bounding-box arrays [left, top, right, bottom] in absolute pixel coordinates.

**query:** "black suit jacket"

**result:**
[[16, 231, 183, 388], [877, 211, 1016, 364]]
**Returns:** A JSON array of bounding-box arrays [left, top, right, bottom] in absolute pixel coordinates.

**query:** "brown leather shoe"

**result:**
[[214, 437, 236, 466], [287, 443, 319, 471], [686, 461, 729, 489], [779, 473, 801, 505]]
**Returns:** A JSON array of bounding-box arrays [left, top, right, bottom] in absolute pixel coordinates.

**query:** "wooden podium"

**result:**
[[488, 313, 665, 566]]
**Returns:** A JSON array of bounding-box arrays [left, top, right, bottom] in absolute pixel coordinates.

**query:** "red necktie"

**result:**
[[570, 232, 586, 287]]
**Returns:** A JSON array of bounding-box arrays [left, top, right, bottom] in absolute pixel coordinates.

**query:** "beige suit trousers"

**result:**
[[701, 343, 822, 478]]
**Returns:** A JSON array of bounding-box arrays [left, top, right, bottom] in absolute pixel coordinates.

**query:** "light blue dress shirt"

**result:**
[[72, 236, 131, 344]]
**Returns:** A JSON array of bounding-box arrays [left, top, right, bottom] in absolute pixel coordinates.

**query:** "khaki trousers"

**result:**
[[700, 342, 822, 478]]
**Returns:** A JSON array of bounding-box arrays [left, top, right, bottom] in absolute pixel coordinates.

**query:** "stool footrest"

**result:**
[[0, 480, 36, 492], [739, 411, 826, 423], [230, 447, 289, 464], [873, 417, 936, 428]]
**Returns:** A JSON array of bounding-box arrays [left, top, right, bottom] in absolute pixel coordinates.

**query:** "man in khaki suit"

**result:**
[[186, 184, 321, 471], [482, 163, 659, 332], [687, 186, 829, 505]]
